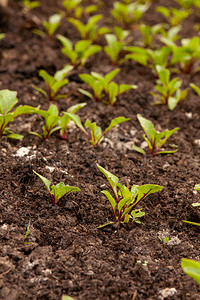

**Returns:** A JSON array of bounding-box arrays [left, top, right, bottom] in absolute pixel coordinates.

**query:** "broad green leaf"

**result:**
[[108, 82, 118, 105], [156, 65, 170, 85], [66, 112, 87, 133], [54, 65, 73, 81], [79, 74, 95, 89], [125, 53, 148, 66], [104, 69, 120, 85], [33, 170, 51, 192], [51, 183, 80, 204], [75, 40, 92, 53], [97, 164, 119, 194], [101, 190, 116, 212], [52, 79, 69, 94], [45, 115, 60, 131], [6, 133, 24, 139], [67, 103, 87, 114], [190, 83, 200, 97], [119, 84, 137, 95], [57, 35, 73, 50], [118, 196, 130, 214], [83, 45, 102, 61], [156, 6, 170, 18], [132, 145, 146, 155], [13, 105, 37, 118], [0, 114, 14, 130], [47, 104, 59, 116], [137, 114, 156, 142], [104, 117, 130, 135], [0, 90, 18, 115], [39, 70, 55, 88], [68, 18, 87, 38], [168, 96, 179, 110], [134, 184, 164, 206], [78, 88, 93, 100], [182, 258, 200, 284]]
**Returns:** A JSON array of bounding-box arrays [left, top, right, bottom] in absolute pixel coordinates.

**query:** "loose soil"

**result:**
[[0, 0, 200, 299]]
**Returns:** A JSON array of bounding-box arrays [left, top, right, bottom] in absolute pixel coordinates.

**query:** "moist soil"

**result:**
[[0, 0, 200, 299]]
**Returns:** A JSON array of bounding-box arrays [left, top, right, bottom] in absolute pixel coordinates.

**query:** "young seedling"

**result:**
[[133, 114, 179, 156], [66, 113, 129, 146], [33, 170, 80, 205], [22, 0, 40, 12], [62, 0, 82, 17], [164, 37, 200, 74], [104, 34, 125, 64], [156, 6, 190, 27], [43, 14, 63, 38], [138, 23, 163, 48], [125, 46, 171, 70], [24, 220, 31, 244], [58, 102, 87, 140], [114, 26, 130, 42], [68, 15, 110, 41], [111, 2, 150, 27], [30, 104, 61, 140], [0, 32, 5, 41], [0, 89, 36, 139], [57, 35, 102, 67], [182, 259, 200, 285], [152, 65, 188, 110], [33, 65, 73, 102], [97, 164, 164, 228], [79, 69, 137, 105], [183, 184, 200, 226]]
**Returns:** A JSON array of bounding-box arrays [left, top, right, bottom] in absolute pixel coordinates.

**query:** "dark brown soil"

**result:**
[[0, 0, 200, 299]]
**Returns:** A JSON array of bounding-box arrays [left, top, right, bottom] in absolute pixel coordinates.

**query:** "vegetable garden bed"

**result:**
[[0, 0, 200, 299]]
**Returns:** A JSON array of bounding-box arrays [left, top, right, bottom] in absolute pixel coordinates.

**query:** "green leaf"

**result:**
[[33, 86, 48, 98], [103, 117, 130, 135], [182, 258, 200, 284], [183, 220, 200, 226], [29, 131, 43, 139], [101, 190, 116, 212], [67, 103, 87, 114], [108, 82, 118, 105], [75, 40, 92, 53], [78, 88, 94, 100], [137, 114, 156, 143], [97, 221, 115, 229], [51, 183, 80, 204], [54, 65, 73, 81], [190, 83, 200, 97], [84, 119, 102, 145], [66, 112, 87, 134], [104, 69, 120, 85], [33, 170, 51, 192], [57, 35, 73, 50], [97, 164, 119, 194], [6, 133, 24, 140], [0, 90, 18, 115], [119, 84, 137, 95], [132, 145, 146, 155], [156, 65, 170, 85], [13, 105, 37, 118], [39, 70, 55, 88], [194, 184, 200, 191]]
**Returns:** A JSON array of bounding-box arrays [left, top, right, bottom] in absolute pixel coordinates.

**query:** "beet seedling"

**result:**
[[0, 89, 36, 139], [182, 259, 200, 285], [43, 14, 63, 38], [97, 164, 164, 228], [66, 113, 129, 146], [33, 170, 80, 205], [138, 23, 163, 48], [62, 0, 82, 17], [22, 0, 40, 12], [58, 102, 87, 140], [79, 69, 137, 105], [68, 15, 110, 41], [104, 34, 125, 64], [30, 104, 61, 140], [133, 114, 179, 156], [33, 65, 73, 102], [111, 1, 150, 27], [156, 6, 190, 27], [152, 65, 187, 110], [57, 35, 102, 67]]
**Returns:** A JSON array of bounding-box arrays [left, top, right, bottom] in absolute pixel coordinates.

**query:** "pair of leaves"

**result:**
[[33, 170, 80, 205], [133, 114, 179, 156], [66, 113, 129, 146]]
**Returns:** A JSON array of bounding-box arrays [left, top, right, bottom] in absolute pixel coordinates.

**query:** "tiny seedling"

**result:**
[[33, 65, 73, 102], [190, 82, 200, 97], [79, 69, 137, 105], [158, 236, 169, 245], [104, 34, 125, 64], [111, 2, 150, 27], [22, 0, 40, 12], [57, 35, 102, 67], [66, 113, 130, 146], [133, 114, 179, 156], [30, 104, 61, 140], [58, 102, 87, 140], [68, 15, 110, 41], [138, 23, 163, 48], [183, 184, 200, 226], [97, 164, 164, 228], [62, 0, 82, 17], [33, 170, 80, 205], [152, 65, 187, 110], [0, 89, 36, 139], [182, 258, 200, 285], [0, 32, 5, 41], [125, 46, 171, 70], [43, 14, 63, 38], [156, 6, 190, 27], [164, 37, 200, 74]]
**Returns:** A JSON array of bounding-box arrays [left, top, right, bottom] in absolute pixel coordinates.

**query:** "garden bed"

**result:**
[[0, 0, 200, 299]]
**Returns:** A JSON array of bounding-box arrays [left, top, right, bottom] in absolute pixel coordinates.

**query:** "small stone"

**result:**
[[159, 287, 177, 299]]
